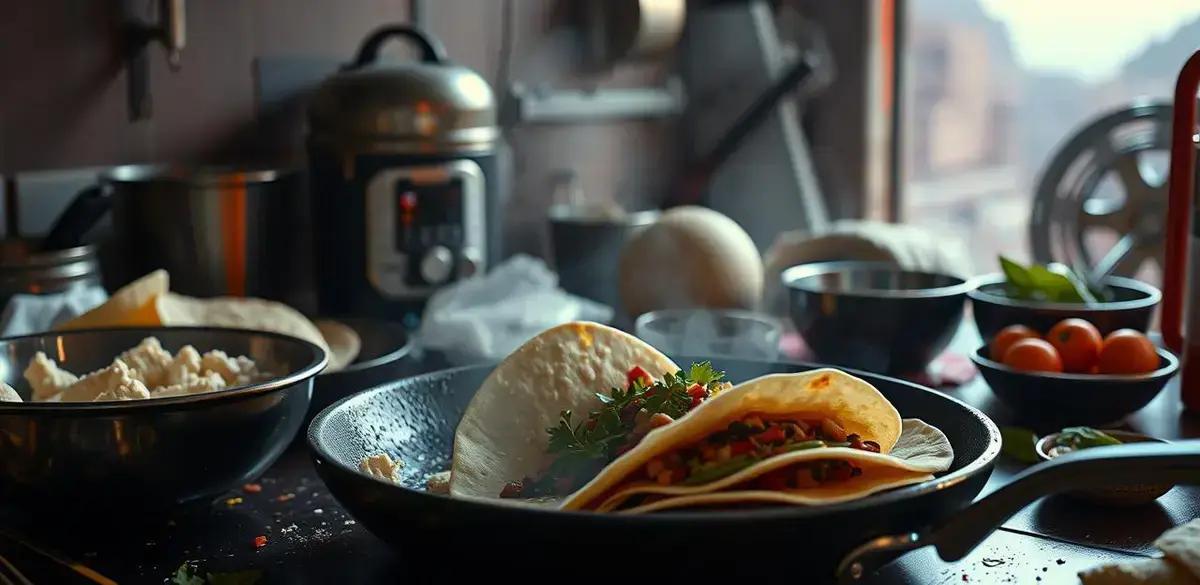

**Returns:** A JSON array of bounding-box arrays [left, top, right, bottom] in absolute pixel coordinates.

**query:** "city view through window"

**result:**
[[904, 0, 1200, 282]]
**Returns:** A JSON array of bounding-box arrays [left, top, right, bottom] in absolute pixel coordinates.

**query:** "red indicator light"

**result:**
[[400, 191, 418, 211]]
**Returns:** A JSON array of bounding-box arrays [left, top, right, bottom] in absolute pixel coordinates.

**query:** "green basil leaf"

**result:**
[[1000, 425, 1040, 464]]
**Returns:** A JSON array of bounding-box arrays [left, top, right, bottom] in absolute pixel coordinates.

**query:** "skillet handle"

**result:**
[[836, 441, 1200, 583]]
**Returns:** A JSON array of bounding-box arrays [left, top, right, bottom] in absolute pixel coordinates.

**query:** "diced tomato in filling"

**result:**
[[626, 366, 652, 389], [730, 440, 755, 456], [753, 426, 786, 444]]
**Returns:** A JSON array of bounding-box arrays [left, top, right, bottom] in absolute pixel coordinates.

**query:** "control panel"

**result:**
[[365, 161, 486, 299]]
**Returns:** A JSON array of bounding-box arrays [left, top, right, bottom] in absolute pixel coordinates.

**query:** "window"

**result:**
[[902, 0, 1200, 281]]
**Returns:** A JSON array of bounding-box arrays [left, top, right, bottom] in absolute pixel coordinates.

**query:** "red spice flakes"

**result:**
[[276, 493, 295, 502], [253, 535, 268, 549], [243, 483, 263, 494]]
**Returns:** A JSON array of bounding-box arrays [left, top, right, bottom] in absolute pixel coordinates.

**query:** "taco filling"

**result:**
[[500, 362, 732, 498], [634, 414, 881, 489]]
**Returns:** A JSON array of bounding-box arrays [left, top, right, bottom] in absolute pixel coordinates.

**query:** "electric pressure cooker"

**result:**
[[308, 26, 500, 325]]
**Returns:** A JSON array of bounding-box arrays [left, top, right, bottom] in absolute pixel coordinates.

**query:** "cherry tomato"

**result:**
[[990, 325, 1039, 361], [1003, 338, 1063, 373], [1046, 318, 1103, 373], [1097, 329, 1159, 375]]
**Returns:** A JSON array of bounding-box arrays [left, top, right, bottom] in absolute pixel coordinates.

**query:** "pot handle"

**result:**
[[348, 25, 449, 69], [835, 440, 1200, 583], [41, 185, 112, 251], [1162, 50, 1200, 352]]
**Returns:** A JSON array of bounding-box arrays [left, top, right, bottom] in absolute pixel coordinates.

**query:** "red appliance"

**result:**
[[1164, 50, 1200, 410]]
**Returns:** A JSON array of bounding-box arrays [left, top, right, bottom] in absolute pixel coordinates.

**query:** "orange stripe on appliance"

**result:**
[[220, 174, 248, 297]]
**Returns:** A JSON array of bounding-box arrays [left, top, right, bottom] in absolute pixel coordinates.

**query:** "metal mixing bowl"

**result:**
[[782, 261, 970, 374], [0, 327, 326, 513]]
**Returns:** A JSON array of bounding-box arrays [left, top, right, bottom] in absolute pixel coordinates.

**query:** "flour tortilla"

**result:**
[[561, 369, 910, 511], [155, 293, 332, 367], [58, 270, 168, 330], [315, 319, 362, 371], [596, 419, 952, 513], [449, 322, 678, 499]]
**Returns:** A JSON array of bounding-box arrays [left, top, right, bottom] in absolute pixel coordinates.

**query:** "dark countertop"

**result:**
[[1, 357, 1197, 584]]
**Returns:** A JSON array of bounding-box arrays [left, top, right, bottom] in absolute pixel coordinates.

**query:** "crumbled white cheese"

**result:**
[[155, 370, 227, 397], [61, 360, 148, 402], [0, 383, 22, 402], [21, 337, 263, 403], [359, 453, 403, 482], [23, 352, 78, 401], [94, 377, 151, 401], [201, 350, 242, 385], [116, 337, 173, 387], [164, 345, 202, 386], [426, 470, 451, 494]]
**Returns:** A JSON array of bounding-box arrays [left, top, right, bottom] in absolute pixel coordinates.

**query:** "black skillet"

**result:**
[[308, 358, 1200, 582]]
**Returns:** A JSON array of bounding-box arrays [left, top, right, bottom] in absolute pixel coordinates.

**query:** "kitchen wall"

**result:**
[[0, 0, 677, 256]]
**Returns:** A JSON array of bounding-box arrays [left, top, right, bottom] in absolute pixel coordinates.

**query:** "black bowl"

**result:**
[[307, 318, 413, 427], [971, 345, 1178, 427], [968, 274, 1160, 339], [782, 261, 970, 375], [1035, 430, 1173, 505], [0, 327, 326, 512]]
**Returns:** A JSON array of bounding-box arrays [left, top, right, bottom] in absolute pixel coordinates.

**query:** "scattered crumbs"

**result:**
[[982, 558, 1005, 568], [243, 483, 263, 493], [277, 493, 296, 502], [1042, 567, 1048, 572], [313, 508, 324, 515], [1056, 559, 1065, 565], [962, 575, 969, 582], [320, 521, 327, 526], [343, 520, 356, 526], [280, 523, 299, 534], [254, 535, 268, 549], [225, 497, 244, 507]]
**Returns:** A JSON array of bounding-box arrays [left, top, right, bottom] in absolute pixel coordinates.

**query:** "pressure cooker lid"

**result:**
[[309, 26, 498, 154]]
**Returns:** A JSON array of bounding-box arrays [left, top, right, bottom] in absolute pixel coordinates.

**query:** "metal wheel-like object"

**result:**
[[1030, 102, 1170, 282]]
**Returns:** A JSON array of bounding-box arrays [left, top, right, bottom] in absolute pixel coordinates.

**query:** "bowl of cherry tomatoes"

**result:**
[[971, 318, 1178, 426]]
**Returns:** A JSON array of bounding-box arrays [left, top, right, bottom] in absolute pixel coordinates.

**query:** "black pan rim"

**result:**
[[0, 326, 328, 414], [308, 358, 1003, 524]]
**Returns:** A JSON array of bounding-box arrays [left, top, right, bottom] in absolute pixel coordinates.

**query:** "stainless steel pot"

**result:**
[[43, 165, 309, 305]]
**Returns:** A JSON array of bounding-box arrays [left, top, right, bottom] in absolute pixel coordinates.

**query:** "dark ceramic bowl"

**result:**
[[971, 346, 1178, 427], [968, 274, 1160, 339], [0, 327, 326, 513], [1036, 430, 1173, 505], [782, 262, 970, 374], [307, 318, 414, 427]]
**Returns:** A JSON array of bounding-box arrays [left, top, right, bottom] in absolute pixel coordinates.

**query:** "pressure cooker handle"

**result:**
[[835, 441, 1200, 583], [1162, 50, 1200, 352], [349, 25, 449, 69]]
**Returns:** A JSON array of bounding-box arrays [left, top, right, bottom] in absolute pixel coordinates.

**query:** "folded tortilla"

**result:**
[[562, 370, 950, 512], [449, 322, 678, 499], [595, 419, 951, 513]]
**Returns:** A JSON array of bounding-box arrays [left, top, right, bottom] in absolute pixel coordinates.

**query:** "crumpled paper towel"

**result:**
[[0, 284, 108, 337], [417, 255, 613, 363]]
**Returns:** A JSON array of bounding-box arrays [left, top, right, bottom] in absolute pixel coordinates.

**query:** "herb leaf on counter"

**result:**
[[999, 425, 1040, 463]]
